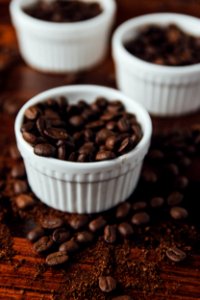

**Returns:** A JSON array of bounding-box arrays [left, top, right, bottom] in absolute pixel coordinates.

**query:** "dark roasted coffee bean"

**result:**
[[27, 226, 45, 242], [95, 97, 108, 108], [175, 176, 189, 190], [99, 276, 117, 293], [52, 228, 70, 244], [118, 118, 131, 132], [179, 156, 191, 168], [69, 215, 89, 230], [170, 207, 188, 220], [116, 202, 131, 218], [96, 129, 114, 145], [104, 225, 117, 244], [150, 197, 164, 208], [9, 145, 21, 160], [79, 142, 95, 155], [68, 152, 77, 161], [21, 121, 35, 133], [86, 120, 105, 130], [118, 222, 133, 237], [69, 115, 85, 127], [34, 143, 56, 157], [118, 137, 133, 154], [95, 150, 115, 161], [112, 296, 133, 300], [11, 163, 26, 178], [166, 247, 186, 262], [89, 216, 106, 232], [108, 100, 124, 113], [101, 112, 118, 122], [106, 121, 117, 131], [22, 132, 38, 145], [148, 149, 164, 161], [13, 180, 28, 194], [24, 106, 39, 120], [15, 194, 35, 209], [36, 117, 46, 135], [77, 153, 89, 162], [167, 191, 183, 206], [83, 129, 94, 142], [142, 169, 158, 183], [76, 231, 94, 243], [41, 217, 64, 229], [46, 251, 69, 266], [44, 128, 68, 140], [59, 238, 79, 253], [165, 163, 179, 176], [33, 236, 54, 253], [105, 135, 120, 151], [132, 201, 147, 211], [131, 212, 150, 225], [58, 145, 67, 160]]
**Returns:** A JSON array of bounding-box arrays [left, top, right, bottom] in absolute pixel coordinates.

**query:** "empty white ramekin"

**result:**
[[112, 13, 200, 116], [15, 85, 152, 213], [10, 0, 116, 73]]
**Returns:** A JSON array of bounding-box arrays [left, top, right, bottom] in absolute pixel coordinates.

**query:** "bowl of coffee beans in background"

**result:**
[[10, 0, 116, 73], [15, 85, 152, 213], [112, 13, 200, 116]]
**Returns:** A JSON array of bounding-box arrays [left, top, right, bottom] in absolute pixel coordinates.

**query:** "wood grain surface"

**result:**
[[0, 1, 200, 299]]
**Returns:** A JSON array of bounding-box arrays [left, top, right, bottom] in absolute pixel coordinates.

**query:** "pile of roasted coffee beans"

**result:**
[[21, 97, 142, 162], [24, 0, 102, 23], [124, 24, 200, 66]]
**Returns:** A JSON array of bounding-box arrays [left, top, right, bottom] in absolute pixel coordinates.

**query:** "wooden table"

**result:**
[[0, 1, 200, 299]]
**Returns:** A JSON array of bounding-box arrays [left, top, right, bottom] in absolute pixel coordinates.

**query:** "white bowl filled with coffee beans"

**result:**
[[15, 85, 152, 213]]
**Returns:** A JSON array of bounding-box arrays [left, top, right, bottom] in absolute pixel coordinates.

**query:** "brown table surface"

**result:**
[[1, 1, 200, 299]]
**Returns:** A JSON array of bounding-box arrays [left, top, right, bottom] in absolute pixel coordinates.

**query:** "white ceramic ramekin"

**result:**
[[112, 13, 200, 116], [10, 0, 116, 73], [15, 85, 152, 213]]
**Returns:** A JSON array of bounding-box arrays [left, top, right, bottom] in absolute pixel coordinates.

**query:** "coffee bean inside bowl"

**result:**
[[23, 0, 102, 23], [124, 24, 200, 66], [21, 97, 143, 162]]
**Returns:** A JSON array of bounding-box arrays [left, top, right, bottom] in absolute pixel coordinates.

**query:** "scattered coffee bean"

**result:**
[[142, 169, 158, 183], [170, 207, 188, 220], [33, 236, 54, 253], [165, 163, 179, 176], [46, 251, 69, 266], [166, 247, 187, 262], [11, 163, 26, 179], [69, 215, 89, 230], [132, 201, 147, 211], [52, 228, 70, 244], [167, 191, 183, 206], [99, 276, 117, 293], [118, 222, 134, 237], [179, 156, 191, 168], [148, 149, 164, 161], [175, 176, 189, 190], [15, 194, 35, 209], [41, 217, 64, 229], [27, 226, 45, 242], [13, 180, 28, 195], [59, 238, 79, 253], [150, 197, 164, 208], [89, 216, 106, 232], [116, 202, 131, 218], [76, 231, 94, 243], [131, 212, 150, 225], [104, 225, 117, 244]]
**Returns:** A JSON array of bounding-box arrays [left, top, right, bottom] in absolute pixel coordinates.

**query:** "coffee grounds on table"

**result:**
[[124, 24, 200, 66], [23, 0, 102, 23]]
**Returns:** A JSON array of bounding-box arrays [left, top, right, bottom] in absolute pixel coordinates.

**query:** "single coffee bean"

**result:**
[[27, 226, 45, 242], [46, 251, 69, 266], [77, 153, 89, 162], [116, 202, 131, 218], [79, 142, 95, 155], [167, 191, 183, 206], [104, 225, 117, 244], [170, 207, 188, 220], [142, 169, 158, 183], [21, 121, 35, 133], [36, 117, 46, 135], [69, 215, 89, 230], [11, 163, 26, 179], [33, 236, 54, 253], [148, 149, 164, 161], [95, 150, 116, 161], [9, 144, 21, 160], [165, 163, 179, 176], [76, 231, 94, 243], [132, 201, 147, 211], [166, 247, 187, 262], [15, 194, 35, 209], [96, 129, 114, 145], [118, 118, 131, 132], [24, 106, 39, 120], [175, 176, 189, 190], [34, 143, 56, 157], [150, 197, 164, 208], [89, 216, 106, 232], [95, 97, 108, 108], [13, 180, 28, 195], [179, 156, 191, 168], [58, 145, 67, 160], [131, 212, 150, 225], [41, 217, 64, 229], [118, 222, 134, 237], [106, 121, 117, 131], [99, 276, 117, 293], [52, 228, 70, 244], [44, 128, 68, 140], [22, 132, 38, 145], [83, 129, 94, 142], [59, 238, 79, 253], [86, 120, 105, 130], [118, 137, 133, 154], [69, 115, 85, 127], [112, 296, 133, 300], [105, 135, 120, 151]]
